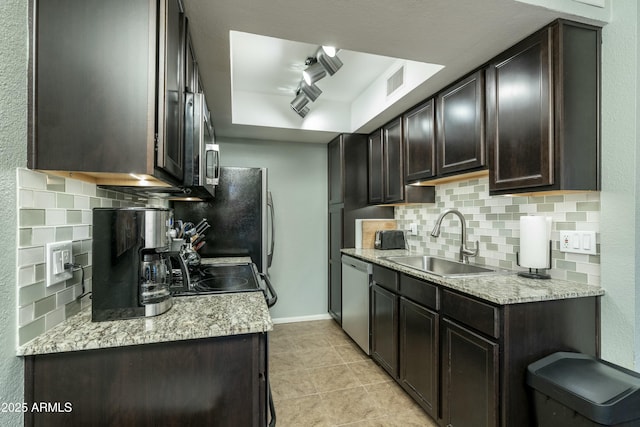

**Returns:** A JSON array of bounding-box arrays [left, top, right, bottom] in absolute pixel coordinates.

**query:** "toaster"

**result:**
[[374, 230, 406, 250]]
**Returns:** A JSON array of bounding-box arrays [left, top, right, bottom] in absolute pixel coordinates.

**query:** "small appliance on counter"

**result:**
[[92, 208, 173, 322], [355, 219, 397, 249], [374, 229, 406, 250]]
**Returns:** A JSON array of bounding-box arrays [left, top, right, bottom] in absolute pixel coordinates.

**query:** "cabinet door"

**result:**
[[486, 28, 553, 192], [399, 297, 438, 417], [383, 118, 405, 203], [33, 0, 155, 174], [404, 99, 436, 182], [328, 136, 344, 205], [25, 335, 267, 426], [437, 71, 485, 176], [328, 206, 343, 323], [368, 130, 384, 204], [442, 318, 498, 427], [157, 0, 186, 180], [371, 284, 398, 378]]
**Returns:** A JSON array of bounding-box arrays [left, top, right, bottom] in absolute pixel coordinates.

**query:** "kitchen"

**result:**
[[1, 0, 639, 426]]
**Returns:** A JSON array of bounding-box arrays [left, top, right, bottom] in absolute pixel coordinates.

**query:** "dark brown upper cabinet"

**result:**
[[404, 99, 436, 183], [383, 117, 405, 203], [368, 119, 435, 205], [368, 129, 385, 205], [368, 119, 405, 204], [30, 0, 187, 186], [486, 20, 601, 195], [328, 136, 345, 205], [436, 70, 486, 176]]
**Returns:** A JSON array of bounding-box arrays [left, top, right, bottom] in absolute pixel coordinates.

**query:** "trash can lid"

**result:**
[[527, 352, 640, 425]]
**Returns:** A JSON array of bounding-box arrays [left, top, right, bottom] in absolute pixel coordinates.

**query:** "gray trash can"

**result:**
[[527, 352, 640, 426]]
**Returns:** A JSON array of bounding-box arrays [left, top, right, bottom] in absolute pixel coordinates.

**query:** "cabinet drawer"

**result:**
[[400, 274, 438, 310], [441, 290, 500, 339], [373, 265, 398, 292]]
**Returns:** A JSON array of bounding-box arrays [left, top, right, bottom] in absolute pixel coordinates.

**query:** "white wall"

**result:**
[[0, 0, 27, 425], [600, 0, 640, 369], [218, 138, 329, 321]]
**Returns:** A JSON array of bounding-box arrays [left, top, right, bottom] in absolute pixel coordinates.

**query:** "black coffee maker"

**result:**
[[92, 208, 173, 321]]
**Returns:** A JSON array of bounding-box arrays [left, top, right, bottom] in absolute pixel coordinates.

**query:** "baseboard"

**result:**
[[271, 313, 333, 324]]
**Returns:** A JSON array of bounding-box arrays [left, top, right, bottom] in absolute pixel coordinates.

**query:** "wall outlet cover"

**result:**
[[559, 231, 597, 255], [46, 241, 73, 287]]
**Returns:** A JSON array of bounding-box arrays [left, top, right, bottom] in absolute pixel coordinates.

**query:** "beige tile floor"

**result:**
[[269, 319, 439, 427]]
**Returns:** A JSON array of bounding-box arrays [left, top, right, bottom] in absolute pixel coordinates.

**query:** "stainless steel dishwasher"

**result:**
[[341, 254, 372, 355]]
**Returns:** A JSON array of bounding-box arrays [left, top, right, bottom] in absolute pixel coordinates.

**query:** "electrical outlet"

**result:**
[[559, 231, 597, 255], [407, 223, 418, 235], [46, 241, 73, 287]]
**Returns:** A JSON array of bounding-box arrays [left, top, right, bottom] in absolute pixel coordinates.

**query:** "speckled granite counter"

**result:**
[[342, 248, 604, 305], [18, 291, 272, 356]]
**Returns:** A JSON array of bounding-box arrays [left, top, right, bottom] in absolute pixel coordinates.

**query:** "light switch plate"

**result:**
[[560, 231, 597, 255], [46, 241, 73, 287]]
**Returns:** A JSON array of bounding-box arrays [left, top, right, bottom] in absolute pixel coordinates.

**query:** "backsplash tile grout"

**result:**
[[15, 168, 167, 346], [395, 176, 600, 286]]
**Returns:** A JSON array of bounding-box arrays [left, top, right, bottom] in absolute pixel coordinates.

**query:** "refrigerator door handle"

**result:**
[[267, 192, 275, 268]]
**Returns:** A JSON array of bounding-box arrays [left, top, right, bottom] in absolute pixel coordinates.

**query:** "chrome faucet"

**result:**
[[430, 208, 479, 263]]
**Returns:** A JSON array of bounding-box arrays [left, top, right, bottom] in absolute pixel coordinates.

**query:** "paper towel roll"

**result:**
[[519, 216, 552, 269]]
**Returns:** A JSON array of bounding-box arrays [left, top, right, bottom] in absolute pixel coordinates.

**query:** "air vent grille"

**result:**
[[387, 66, 405, 96]]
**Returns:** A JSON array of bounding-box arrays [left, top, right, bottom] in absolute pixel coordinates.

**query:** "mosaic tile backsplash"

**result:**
[[16, 168, 167, 346], [395, 176, 600, 286]]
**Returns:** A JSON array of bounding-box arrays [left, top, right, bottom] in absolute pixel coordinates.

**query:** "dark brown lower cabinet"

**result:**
[[441, 318, 498, 427], [24, 334, 267, 427], [371, 284, 398, 378], [328, 205, 344, 323], [399, 297, 438, 418], [368, 266, 599, 427]]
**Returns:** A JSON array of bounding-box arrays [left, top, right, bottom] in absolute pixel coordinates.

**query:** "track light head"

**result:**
[[291, 105, 309, 118], [290, 91, 310, 117], [300, 81, 322, 101], [302, 62, 326, 85], [316, 46, 343, 75]]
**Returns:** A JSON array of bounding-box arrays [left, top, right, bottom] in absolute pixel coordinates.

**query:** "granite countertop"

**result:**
[[18, 257, 272, 356], [342, 248, 604, 305]]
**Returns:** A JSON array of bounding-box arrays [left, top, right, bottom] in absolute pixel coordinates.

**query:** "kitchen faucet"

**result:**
[[430, 208, 479, 263]]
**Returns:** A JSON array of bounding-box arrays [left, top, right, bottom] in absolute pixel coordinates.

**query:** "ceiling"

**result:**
[[229, 31, 445, 136], [183, 0, 608, 144]]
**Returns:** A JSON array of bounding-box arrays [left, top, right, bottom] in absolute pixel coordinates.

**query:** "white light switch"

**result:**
[[559, 231, 597, 255], [46, 241, 73, 287], [572, 235, 580, 249]]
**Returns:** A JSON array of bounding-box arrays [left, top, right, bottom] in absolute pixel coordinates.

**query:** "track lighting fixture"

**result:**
[[302, 61, 326, 86], [292, 105, 309, 118], [290, 91, 310, 117], [300, 81, 322, 101], [316, 46, 343, 75], [290, 45, 343, 117]]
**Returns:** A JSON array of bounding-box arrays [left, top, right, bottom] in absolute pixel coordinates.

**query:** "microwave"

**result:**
[[183, 92, 220, 198]]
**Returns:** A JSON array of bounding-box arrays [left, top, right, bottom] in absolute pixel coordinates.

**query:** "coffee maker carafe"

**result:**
[[92, 208, 173, 322]]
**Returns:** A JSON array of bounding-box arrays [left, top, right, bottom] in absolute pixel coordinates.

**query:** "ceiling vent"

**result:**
[[386, 66, 405, 96]]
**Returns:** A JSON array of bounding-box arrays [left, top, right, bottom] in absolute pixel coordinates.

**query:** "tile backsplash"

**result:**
[[395, 176, 600, 286], [16, 168, 167, 346]]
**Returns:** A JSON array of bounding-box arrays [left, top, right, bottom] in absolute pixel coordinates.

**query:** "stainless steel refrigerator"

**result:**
[[172, 167, 274, 274]]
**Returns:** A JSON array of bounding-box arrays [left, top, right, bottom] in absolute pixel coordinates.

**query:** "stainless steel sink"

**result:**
[[382, 255, 508, 278]]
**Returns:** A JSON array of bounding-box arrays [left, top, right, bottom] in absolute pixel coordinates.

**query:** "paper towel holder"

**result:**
[[516, 240, 552, 280]]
